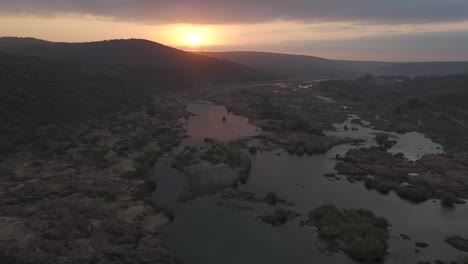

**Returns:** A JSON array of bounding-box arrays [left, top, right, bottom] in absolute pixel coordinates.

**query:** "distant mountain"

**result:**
[[0, 37, 269, 83], [198, 51, 339, 78], [374, 62, 468, 76], [199, 51, 468, 78], [0, 37, 50, 47], [198, 51, 389, 78]]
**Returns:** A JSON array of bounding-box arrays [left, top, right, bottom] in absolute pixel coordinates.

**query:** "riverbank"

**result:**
[[208, 80, 468, 204], [155, 101, 468, 264], [0, 97, 187, 263]]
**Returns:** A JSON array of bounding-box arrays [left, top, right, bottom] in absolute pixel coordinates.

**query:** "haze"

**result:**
[[1, 0, 468, 61]]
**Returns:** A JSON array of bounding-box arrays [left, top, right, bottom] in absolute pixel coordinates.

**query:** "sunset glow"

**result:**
[[1, 1, 468, 61], [185, 31, 203, 46]]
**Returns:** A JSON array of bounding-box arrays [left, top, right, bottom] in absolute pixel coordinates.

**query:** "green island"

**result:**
[[172, 138, 252, 201], [308, 205, 389, 262]]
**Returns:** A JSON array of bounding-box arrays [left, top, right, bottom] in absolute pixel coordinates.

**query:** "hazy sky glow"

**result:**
[[1, 0, 468, 61]]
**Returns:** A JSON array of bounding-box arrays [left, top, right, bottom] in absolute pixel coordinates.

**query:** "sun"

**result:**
[[185, 32, 203, 46]]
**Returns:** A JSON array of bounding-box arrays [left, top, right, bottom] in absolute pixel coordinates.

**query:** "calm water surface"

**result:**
[[154, 103, 468, 264]]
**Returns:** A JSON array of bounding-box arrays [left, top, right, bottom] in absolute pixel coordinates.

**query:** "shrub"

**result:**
[[395, 187, 428, 203], [248, 146, 257, 154], [239, 168, 250, 184], [274, 208, 288, 224], [204, 137, 215, 143], [151, 202, 175, 222], [441, 194, 457, 207], [376, 182, 392, 195], [365, 178, 377, 190], [265, 192, 278, 205], [345, 235, 388, 261], [201, 153, 221, 165], [319, 225, 340, 239], [375, 134, 389, 145], [143, 177, 157, 193]]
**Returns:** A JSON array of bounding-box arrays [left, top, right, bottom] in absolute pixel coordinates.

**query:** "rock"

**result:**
[[445, 236, 468, 252], [400, 233, 411, 240], [136, 236, 176, 264], [415, 241, 429, 248]]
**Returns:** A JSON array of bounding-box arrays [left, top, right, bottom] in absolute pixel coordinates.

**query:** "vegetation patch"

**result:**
[[172, 139, 252, 200], [265, 192, 278, 205], [286, 140, 328, 156], [308, 205, 389, 262], [259, 208, 300, 226], [341, 146, 394, 163]]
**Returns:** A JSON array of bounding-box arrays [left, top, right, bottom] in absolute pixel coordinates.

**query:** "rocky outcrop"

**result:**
[[445, 236, 468, 252], [0, 197, 175, 264], [335, 147, 468, 200]]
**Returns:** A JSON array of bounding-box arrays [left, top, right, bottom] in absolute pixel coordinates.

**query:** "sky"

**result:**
[[1, 0, 468, 61]]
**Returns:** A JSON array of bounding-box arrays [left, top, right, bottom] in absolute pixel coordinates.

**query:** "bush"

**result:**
[[375, 134, 389, 145], [239, 168, 250, 184], [345, 235, 388, 261], [395, 187, 428, 203], [365, 178, 377, 190], [319, 225, 340, 239], [143, 177, 157, 193], [151, 202, 175, 222], [376, 182, 392, 195], [204, 137, 215, 143], [265, 192, 278, 205], [274, 208, 288, 224], [441, 194, 457, 207], [248, 146, 257, 154], [201, 154, 221, 165], [238, 159, 252, 184]]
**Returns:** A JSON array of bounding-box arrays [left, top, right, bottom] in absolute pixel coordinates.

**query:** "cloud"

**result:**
[[1, 0, 468, 25]]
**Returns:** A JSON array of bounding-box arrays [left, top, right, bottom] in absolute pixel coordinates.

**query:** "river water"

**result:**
[[154, 103, 468, 264]]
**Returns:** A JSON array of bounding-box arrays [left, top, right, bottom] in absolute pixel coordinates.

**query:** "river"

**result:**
[[154, 103, 468, 264]]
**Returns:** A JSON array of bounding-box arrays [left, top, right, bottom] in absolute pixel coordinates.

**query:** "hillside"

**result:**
[[0, 38, 270, 156], [0, 37, 268, 83], [199, 51, 340, 78], [198, 51, 389, 78], [199, 51, 468, 78]]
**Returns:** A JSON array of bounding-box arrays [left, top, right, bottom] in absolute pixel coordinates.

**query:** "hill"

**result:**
[[0, 38, 270, 155], [199, 51, 468, 78], [374, 62, 468, 76], [0, 37, 268, 83]]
